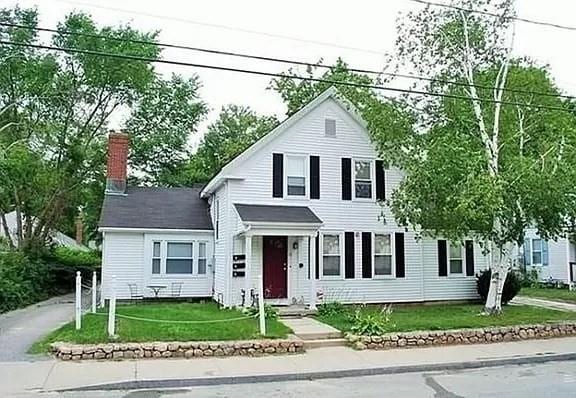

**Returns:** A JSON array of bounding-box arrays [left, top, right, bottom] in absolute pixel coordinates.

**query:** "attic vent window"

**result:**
[[325, 118, 336, 136]]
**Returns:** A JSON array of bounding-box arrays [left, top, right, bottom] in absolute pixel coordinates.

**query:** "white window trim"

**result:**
[[320, 231, 344, 280], [353, 158, 375, 201], [531, 238, 544, 266], [373, 232, 395, 279], [149, 239, 208, 279], [214, 199, 220, 242], [284, 153, 309, 199], [447, 242, 466, 277]]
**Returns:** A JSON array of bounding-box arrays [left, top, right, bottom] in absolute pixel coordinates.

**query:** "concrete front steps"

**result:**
[[280, 317, 347, 349]]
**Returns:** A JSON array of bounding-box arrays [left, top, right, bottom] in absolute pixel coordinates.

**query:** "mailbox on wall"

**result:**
[[232, 254, 246, 277]]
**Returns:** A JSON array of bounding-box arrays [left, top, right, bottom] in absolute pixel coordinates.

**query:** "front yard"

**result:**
[[31, 302, 291, 353], [520, 287, 576, 304], [316, 303, 576, 334]]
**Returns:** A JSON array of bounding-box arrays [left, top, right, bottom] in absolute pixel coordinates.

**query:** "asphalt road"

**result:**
[[31, 360, 576, 398], [0, 294, 74, 361]]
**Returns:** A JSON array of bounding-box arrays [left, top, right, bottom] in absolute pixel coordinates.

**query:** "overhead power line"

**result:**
[[51, 0, 386, 56], [407, 0, 576, 31], [0, 39, 572, 113], [2, 21, 574, 102]]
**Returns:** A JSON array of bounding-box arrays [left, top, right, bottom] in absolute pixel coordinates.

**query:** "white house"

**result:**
[[518, 228, 575, 284], [99, 87, 573, 308]]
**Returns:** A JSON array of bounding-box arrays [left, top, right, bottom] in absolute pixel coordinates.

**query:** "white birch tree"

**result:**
[[369, 0, 576, 314]]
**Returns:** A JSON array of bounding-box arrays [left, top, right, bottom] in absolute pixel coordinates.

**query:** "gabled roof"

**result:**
[[234, 204, 322, 224], [201, 86, 366, 197], [99, 187, 212, 230]]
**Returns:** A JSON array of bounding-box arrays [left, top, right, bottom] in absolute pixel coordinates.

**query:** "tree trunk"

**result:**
[[483, 243, 511, 315]]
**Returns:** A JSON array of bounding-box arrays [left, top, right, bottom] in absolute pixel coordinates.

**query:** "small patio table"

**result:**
[[147, 285, 167, 298]]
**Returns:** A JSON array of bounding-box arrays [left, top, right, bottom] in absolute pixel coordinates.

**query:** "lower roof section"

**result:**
[[234, 204, 322, 225]]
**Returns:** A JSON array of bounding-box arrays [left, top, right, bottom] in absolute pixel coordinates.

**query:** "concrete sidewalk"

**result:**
[[514, 296, 576, 312], [2, 337, 576, 395]]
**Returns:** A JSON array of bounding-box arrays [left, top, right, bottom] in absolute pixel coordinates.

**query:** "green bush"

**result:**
[[349, 305, 393, 336], [43, 247, 101, 291], [0, 251, 54, 313], [520, 267, 540, 288], [476, 269, 522, 305], [245, 304, 279, 320], [317, 301, 347, 317]]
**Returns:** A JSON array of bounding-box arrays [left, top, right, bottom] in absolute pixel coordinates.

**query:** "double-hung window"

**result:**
[[532, 239, 543, 264], [166, 242, 194, 274], [152, 241, 161, 274], [449, 243, 464, 275], [198, 242, 207, 275], [374, 234, 393, 276], [322, 234, 341, 277], [354, 160, 372, 199], [286, 155, 306, 196]]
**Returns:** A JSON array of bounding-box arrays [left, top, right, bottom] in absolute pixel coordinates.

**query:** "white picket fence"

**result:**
[[74, 271, 101, 330]]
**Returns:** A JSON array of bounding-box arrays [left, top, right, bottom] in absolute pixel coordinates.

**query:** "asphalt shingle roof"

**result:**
[[99, 187, 212, 230], [234, 204, 322, 224]]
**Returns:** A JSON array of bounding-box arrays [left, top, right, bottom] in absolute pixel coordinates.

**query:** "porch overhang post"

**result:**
[[244, 234, 253, 307], [309, 233, 317, 310]]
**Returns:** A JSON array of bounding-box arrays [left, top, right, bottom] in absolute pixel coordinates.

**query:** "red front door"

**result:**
[[263, 236, 288, 299]]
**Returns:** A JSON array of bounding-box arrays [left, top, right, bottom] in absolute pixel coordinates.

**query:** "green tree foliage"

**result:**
[[0, 7, 206, 248], [383, 0, 576, 313], [181, 105, 278, 184], [126, 74, 207, 186]]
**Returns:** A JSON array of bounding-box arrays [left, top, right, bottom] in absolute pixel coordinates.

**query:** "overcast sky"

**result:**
[[5, 0, 576, 146]]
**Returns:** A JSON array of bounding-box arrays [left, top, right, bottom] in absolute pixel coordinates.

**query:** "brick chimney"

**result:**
[[105, 131, 129, 194]]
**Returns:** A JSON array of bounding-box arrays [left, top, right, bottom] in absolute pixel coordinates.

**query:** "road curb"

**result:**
[[64, 351, 576, 391]]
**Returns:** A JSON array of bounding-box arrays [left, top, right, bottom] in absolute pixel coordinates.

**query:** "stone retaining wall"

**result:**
[[347, 321, 576, 350], [52, 339, 304, 361]]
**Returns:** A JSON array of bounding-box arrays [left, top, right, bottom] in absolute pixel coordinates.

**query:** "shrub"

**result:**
[[0, 251, 54, 313], [476, 269, 522, 305], [245, 304, 279, 320], [317, 301, 347, 317], [43, 247, 101, 291], [520, 267, 540, 288], [349, 305, 393, 335]]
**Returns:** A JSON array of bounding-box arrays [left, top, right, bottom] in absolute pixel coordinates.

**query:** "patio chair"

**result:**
[[171, 282, 183, 297], [127, 283, 144, 300]]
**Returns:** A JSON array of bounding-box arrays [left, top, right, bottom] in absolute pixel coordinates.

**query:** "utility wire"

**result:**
[[407, 0, 576, 31], [1, 39, 572, 113], [51, 0, 386, 56], [2, 21, 574, 102]]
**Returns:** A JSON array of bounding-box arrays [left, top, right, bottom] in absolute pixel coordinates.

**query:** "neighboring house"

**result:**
[[100, 87, 493, 307], [0, 211, 89, 251], [516, 228, 576, 284]]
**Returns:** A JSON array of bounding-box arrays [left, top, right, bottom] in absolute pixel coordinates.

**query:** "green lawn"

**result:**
[[520, 287, 576, 304], [31, 302, 291, 353], [316, 304, 576, 334]]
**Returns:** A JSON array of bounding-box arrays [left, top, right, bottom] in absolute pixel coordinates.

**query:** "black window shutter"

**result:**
[[438, 240, 448, 277], [362, 232, 372, 278], [341, 158, 352, 200], [310, 156, 320, 199], [345, 232, 355, 279], [272, 153, 283, 198], [376, 160, 386, 201], [465, 240, 475, 276], [315, 234, 319, 280], [395, 232, 405, 278]]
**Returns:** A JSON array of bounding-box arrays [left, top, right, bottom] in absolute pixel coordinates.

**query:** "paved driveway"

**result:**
[[0, 294, 74, 361]]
